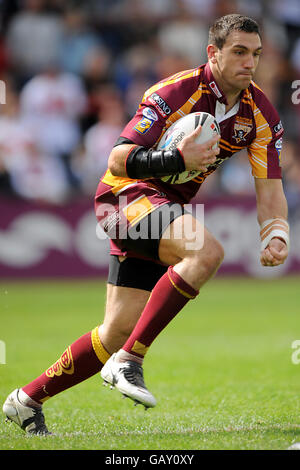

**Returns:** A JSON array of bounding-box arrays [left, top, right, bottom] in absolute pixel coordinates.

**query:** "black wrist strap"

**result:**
[[126, 146, 186, 179]]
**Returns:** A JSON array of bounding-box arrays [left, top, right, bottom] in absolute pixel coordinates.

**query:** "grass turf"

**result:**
[[0, 276, 300, 450]]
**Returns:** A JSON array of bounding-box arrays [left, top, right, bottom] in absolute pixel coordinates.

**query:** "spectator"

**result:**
[[291, 39, 300, 75], [19, 65, 88, 187], [136, 0, 179, 19], [81, 46, 111, 94], [281, 139, 300, 214], [271, 0, 300, 52], [113, 43, 158, 95], [253, 35, 284, 105], [5, 0, 64, 85], [72, 85, 125, 195], [234, 0, 263, 19], [0, 84, 69, 204], [180, 0, 216, 20], [154, 53, 194, 81], [157, 9, 208, 67], [58, 7, 107, 77]]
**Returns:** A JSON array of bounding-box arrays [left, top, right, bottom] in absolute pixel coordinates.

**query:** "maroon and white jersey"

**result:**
[[99, 62, 283, 204]]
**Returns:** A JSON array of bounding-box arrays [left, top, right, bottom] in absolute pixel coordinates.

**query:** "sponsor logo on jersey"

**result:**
[[45, 347, 74, 378], [209, 81, 223, 99], [142, 107, 158, 121], [133, 117, 155, 134], [149, 93, 172, 118], [273, 121, 283, 136], [233, 116, 253, 143]]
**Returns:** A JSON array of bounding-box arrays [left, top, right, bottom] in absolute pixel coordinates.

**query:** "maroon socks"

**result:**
[[122, 266, 199, 358], [22, 327, 110, 404], [21, 267, 199, 404]]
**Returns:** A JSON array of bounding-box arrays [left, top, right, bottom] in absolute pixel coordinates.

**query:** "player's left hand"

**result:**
[[260, 237, 289, 267]]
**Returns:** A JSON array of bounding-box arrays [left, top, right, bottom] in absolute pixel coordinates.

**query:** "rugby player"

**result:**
[[3, 14, 289, 434]]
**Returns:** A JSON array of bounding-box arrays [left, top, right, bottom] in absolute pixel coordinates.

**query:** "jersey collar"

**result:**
[[203, 62, 249, 106], [203, 63, 228, 105]]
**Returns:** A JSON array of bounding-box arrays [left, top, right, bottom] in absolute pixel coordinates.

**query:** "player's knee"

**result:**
[[210, 239, 224, 267], [190, 237, 224, 274]]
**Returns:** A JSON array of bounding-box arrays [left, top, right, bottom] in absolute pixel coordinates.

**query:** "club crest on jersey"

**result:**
[[134, 117, 155, 134], [233, 116, 253, 143]]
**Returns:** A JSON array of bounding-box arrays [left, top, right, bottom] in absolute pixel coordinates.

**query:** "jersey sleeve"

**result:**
[[119, 70, 200, 148], [247, 89, 284, 179], [119, 98, 167, 148]]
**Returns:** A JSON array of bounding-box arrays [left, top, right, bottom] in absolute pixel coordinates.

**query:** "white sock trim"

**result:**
[[18, 389, 42, 408], [115, 349, 143, 365]]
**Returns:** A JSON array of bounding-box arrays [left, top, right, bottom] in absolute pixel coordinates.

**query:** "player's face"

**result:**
[[213, 31, 262, 92]]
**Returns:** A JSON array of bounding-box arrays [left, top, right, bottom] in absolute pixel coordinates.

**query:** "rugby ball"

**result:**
[[156, 112, 220, 184]]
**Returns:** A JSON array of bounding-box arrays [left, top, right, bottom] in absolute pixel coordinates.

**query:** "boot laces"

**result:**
[[121, 361, 146, 388]]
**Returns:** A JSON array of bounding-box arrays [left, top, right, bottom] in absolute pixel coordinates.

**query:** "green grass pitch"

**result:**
[[0, 276, 300, 450]]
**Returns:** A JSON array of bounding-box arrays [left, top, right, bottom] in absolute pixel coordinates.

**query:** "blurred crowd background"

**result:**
[[0, 0, 299, 210]]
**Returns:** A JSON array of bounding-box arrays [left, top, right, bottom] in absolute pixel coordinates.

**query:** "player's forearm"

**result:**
[[108, 143, 186, 179], [255, 178, 289, 251], [255, 179, 288, 225], [108, 127, 220, 179], [108, 144, 134, 177]]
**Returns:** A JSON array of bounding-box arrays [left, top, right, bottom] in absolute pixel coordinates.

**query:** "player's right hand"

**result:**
[[260, 237, 288, 267], [177, 125, 221, 172]]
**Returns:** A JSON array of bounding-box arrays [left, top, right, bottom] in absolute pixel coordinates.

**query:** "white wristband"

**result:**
[[260, 217, 289, 252]]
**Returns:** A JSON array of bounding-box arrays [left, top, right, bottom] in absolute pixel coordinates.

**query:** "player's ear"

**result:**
[[207, 44, 218, 64]]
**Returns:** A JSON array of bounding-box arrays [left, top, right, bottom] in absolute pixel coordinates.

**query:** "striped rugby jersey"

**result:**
[[101, 62, 283, 203]]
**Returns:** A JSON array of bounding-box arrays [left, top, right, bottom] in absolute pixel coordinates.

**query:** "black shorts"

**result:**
[[107, 255, 168, 292], [107, 202, 188, 291], [124, 201, 187, 260]]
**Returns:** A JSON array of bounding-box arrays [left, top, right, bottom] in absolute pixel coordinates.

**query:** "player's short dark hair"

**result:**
[[208, 14, 261, 49]]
